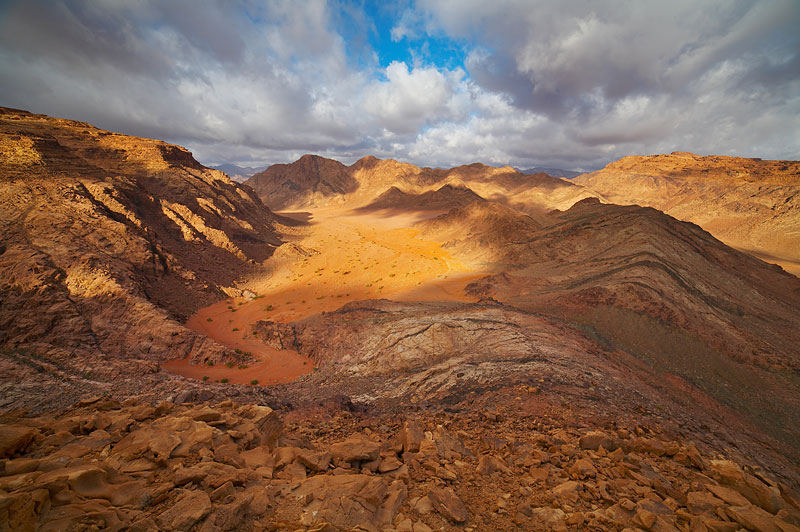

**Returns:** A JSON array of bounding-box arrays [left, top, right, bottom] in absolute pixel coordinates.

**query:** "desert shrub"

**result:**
[[206, 317, 213, 322], [220, 378, 229, 383], [225, 361, 234, 368], [202, 375, 209, 381], [250, 379, 258, 385]]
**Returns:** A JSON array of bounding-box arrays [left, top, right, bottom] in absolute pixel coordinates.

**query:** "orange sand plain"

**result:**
[[164, 208, 482, 385]]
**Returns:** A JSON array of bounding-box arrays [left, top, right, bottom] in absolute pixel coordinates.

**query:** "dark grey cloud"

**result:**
[[0, 0, 797, 171]]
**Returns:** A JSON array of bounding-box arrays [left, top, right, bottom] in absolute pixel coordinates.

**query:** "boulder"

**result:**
[[531, 507, 566, 527], [568, 458, 597, 479], [156, 490, 211, 531], [0, 425, 37, 458], [477, 454, 511, 475], [428, 486, 469, 523], [726, 504, 785, 532], [294, 474, 389, 532], [297, 450, 332, 472], [401, 420, 424, 453], [579, 431, 614, 451], [330, 434, 381, 463]]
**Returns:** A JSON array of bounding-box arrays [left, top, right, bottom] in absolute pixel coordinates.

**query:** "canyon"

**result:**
[[1, 108, 799, 532]]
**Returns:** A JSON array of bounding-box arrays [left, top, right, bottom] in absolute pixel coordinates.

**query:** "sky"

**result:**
[[0, 0, 798, 171]]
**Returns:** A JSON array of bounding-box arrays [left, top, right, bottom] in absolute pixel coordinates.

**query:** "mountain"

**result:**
[[0, 107, 288, 409], [574, 152, 800, 275], [359, 184, 486, 211], [246, 154, 594, 212], [210, 163, 267, 183], [520, 166, 583, 179]]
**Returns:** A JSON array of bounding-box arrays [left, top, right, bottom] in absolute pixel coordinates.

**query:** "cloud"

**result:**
[[363, 61, 465, 134], [0, 0, 797, 170], [413, 0, 800, 165]]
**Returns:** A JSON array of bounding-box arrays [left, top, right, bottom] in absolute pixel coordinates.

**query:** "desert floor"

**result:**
[[164, 208, 483, 385]]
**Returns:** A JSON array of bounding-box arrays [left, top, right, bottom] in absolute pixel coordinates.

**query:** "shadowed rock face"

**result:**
[[0, 107, 287, 403], [574, 152, 800, 274], [359, 184, 486, 211]]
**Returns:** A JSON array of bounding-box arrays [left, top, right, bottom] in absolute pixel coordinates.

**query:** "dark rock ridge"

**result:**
[[359, 184, 486, 211]]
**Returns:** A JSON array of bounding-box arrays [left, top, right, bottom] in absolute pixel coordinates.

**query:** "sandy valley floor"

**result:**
[[164, 208, 483, 385]]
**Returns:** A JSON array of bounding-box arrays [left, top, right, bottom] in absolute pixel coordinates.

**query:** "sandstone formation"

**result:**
[[0, 107, 288, 410], [574, 152, 800, 274]]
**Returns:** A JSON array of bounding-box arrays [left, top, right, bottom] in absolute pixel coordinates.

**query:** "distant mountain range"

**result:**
[[518, 166, 583, 179], [210, 163, 268, 182]]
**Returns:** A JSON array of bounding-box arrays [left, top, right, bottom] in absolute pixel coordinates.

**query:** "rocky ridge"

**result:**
[[359, 184, 486, 211], [574, 152, 800, 274]]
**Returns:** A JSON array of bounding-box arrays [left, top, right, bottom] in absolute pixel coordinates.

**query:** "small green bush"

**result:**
[[206, 317, 213, 322], [220, 378, 229, 383], [225, 361, 234, 368], [202, 375, 209, 381], [250, 379, 259, 385]]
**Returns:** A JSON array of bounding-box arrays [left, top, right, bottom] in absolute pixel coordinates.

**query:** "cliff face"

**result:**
[[574, 152, 800, 274], [0, 107, 286, 392]]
